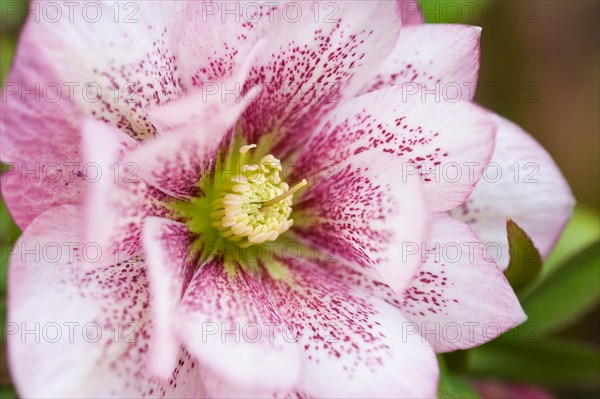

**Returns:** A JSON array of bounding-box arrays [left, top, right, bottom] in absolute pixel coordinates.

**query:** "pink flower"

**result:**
[[1, 1, 573, 397]]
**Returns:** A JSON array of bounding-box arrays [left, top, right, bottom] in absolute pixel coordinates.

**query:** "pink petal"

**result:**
[[125, 81, 259, 199], [451, 114, 575, 268], [19, 1, 195, 140], [401, 214, 526, 352], [294, 86, 496, 212], [124, 125, 221, 200], [174, 260, 302, 391], [0, 1, 195, 228], [0, 34, 84, 229], [177, 4, 270, 86], [7, 205, 202, 397], [197, 367, 271, 399], [238, 0, 403, 156], [82, 119, 172, 268], [314, 215, 525, 352], [142, 217, 196, 378], [152, 35, 265, 137], [293, 150, 428, 293], [398, 0, 424, 24], [147, 84, 259, 137], [263, 259, 439, 398], [364, 24, 481, 100]]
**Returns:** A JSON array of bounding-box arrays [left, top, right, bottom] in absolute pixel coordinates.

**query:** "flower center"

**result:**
[[209, 144, 307, 248]]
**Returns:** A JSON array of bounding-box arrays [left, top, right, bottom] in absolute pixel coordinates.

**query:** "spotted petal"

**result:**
[[0, 1, 197, 228], [294, 86, 496, 212], [451, 115, 575, 268], [177, 3, 271, 86], [263, 258, 439, 398], [125, 81, 260, 199], [174, 260, 302, 391], [7, 205, 203, 397], [238, 0, 403, 157], [292, 150, 428, 293], [317, 214, 526, 352], [0, 35, 84, 229], [14, 1, 196, 139], [364, 24, 481, 101], [82, 119, 171, 267], [401, 214, 526, 352], [142, 217, 196, 378], [124, 124, 222, 200]]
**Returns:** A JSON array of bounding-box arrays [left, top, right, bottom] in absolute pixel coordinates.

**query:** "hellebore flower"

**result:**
[[1, 1, 574, 397]]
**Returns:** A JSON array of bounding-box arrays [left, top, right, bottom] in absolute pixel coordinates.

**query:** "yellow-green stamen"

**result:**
[[209, 145, 304, 248]]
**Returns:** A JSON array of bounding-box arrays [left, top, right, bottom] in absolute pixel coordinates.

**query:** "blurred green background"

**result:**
[[0, 1, 598, 398]]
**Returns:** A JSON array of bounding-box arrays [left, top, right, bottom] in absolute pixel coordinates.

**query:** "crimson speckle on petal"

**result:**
[[2, 1, 573, 398]]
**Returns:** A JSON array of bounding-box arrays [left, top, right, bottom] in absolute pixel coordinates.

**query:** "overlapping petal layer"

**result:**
[[317, 214, 526, 353], [293, 87, 496, 211], [142, 217, 196, 378], [451, 115, 574, 268], [237, 0, 403, 156], [364, 24, 481, 101], [400, 214, 526, 352], [174, 260, 302, 391], [82, 119, 171, 267], [264, 258, 439, 398], [8, 205, 203, 397], [292, 150, 428, 293], [0, 1, 196, 228]]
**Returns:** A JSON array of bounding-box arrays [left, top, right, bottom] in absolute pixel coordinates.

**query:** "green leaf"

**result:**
[[469, 339, 600, 387], [518, 241, 600, 335], [504, 219, 543, 293], [443, 350, 470, 375], [0, 197, 20, 296], [0, 196, 20, 243], [539, 205, 600, 282], [0, 385, 17, 399], [438, 356, 480, 399], [0, 35, 16, 84], [0, 0, 27, 32], [417, 0, 491, 24], [438, 375, 480, 399]]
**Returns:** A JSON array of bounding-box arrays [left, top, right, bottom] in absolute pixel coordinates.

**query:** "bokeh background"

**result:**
[[0, 1, 598, 398]]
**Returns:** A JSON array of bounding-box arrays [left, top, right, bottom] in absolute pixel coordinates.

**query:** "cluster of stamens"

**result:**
[[210, 145, 306, 248]]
